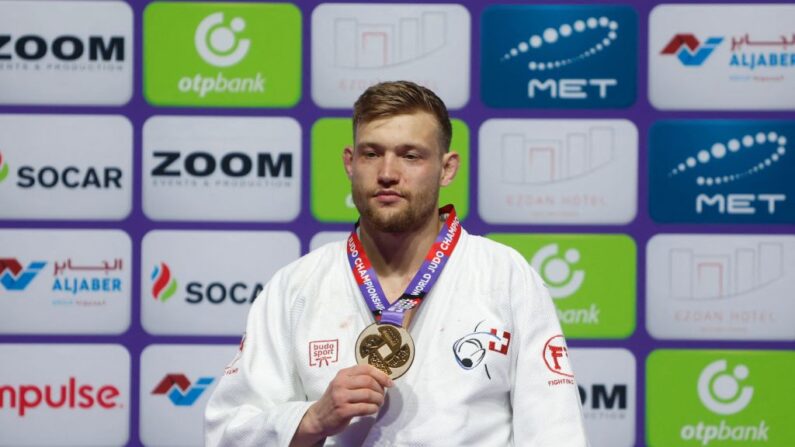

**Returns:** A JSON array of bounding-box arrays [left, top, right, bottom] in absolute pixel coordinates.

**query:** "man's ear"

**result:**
[[440, 151, 460, 187], [343, 146, 354, 180]]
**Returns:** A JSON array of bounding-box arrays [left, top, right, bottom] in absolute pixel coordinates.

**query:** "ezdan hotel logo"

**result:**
[[151, 262, 177, 302], [144, 2, 301, 107], [647, 350, 795, 446], [650, 121, 794, 223], [662, 34, 723, 66], [151, 374, 213, 406], [481, 5, 636, 108], [646, 234, 795, 341], [0, 258, 46, 291]]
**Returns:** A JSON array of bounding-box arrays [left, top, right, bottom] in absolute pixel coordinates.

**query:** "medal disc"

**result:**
[[355, 323, 415, 380]]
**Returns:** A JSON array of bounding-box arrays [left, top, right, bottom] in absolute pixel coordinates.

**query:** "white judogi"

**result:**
[[205, 230, 588, 446]]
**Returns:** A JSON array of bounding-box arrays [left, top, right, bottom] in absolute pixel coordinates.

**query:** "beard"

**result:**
[[351, 182, 440, 233]]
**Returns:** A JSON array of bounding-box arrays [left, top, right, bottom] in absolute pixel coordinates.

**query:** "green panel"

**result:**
[[311, 118, 469, 222], [486, 233, 636, 339], [647, 350, 795, 446], [144, 2, 301, 107]]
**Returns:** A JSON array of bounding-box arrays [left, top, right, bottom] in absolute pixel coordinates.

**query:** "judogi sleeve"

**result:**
[[205, 270, 312, 447], [509, 252, 590, 446]]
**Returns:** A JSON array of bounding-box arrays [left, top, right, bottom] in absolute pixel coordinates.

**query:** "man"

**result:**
[[205, 81, 588, 446]]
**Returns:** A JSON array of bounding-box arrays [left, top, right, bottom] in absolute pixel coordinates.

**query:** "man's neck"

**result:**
[[358, 212, 441, 283]]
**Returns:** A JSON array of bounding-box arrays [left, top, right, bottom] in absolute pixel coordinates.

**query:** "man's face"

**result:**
[[343, 111, 458, 233]]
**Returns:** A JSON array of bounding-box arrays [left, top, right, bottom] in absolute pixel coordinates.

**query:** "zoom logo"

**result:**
[[698, 359, 753, 415], [195, 12, 250, 67], [531, 244, 584, 299]]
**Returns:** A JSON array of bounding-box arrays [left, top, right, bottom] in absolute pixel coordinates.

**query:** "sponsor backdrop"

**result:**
[[0, 0, 792, 446]]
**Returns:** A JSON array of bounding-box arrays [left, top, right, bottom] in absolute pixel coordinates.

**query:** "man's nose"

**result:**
[[377, 153, 399, 185]]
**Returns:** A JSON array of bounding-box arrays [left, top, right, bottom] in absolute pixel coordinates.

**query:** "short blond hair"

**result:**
[[352, 81, 452, 152]]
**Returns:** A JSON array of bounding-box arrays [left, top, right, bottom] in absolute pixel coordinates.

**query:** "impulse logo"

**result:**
[[151, 374, 213, 406], [0, 377, 121, 416], [650, 121, 794, 223], [661, 34, 723, 66], [0, 152, 9, 183], [151, 262, 177, 302], [0, 258, 46, 291], [481, 5, 636, 108]]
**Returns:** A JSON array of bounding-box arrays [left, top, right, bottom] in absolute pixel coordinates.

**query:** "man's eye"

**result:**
[[363, 151, 377, 158], [404, 153, 420, 160]]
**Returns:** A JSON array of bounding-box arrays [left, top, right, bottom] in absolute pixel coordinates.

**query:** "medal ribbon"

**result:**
[[347, 204, 462, 327]]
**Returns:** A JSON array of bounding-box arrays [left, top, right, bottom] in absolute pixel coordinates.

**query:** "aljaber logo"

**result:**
[[661, 34, 724, 66], [151, 374, 214, 406], [151, 262, 177, 302], [0, 152, 8, 183], [0, 258, 46, 291], [481, 5, 637, 108], [650, 121, 794, 223], [698, 359, 753, 415], [531, 244, 584, 299], [195, 12, 250, 67]]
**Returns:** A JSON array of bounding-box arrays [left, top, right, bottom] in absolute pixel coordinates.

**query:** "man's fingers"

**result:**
[[347, 374, 384, 394], [346, 364, 393, 389], [342, 402, 381, 419], [344, 388, 385, 406]]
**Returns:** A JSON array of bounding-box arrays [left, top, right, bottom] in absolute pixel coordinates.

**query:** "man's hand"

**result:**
[[290, 365, 394, 447]]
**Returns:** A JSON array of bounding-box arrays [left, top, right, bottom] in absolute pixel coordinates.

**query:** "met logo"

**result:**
[[481, 5, 636, 108], [0, 258, 46, 291], [151, 374, 214, 406], [650, 121, 794, 223]]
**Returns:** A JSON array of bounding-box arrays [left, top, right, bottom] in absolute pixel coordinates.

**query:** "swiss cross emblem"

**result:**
[[309, 339, 339, 367]]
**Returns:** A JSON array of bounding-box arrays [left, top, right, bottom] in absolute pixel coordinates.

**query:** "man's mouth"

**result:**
[[373, 190, 404, 204]]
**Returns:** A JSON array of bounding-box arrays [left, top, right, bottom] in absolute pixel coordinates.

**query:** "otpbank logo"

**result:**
[[151, 374, 214, 406], [311, 4, 470, 109], [647, 234, 795, 341], [311, 118, 470, 222], [478, 119, 638, 224], [151, 262, 178, 303], [647, 350, 795, 446], [649, 121, 794, 224], [144, 2, 301, 107], [650, 5, 795, 110], [0, 258, 46, 291], [0, 344, 130, 446], [481, 5, 637, 108], [487, 234, 635, 339], [661, 34, 723, 66], [0, 1, 132, 105]]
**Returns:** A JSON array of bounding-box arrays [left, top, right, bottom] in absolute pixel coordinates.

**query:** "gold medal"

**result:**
[[355, 323, 415, 380]]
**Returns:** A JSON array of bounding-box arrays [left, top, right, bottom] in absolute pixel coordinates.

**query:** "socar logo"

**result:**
[[151, 262, 177, 302], [0, 152, 8, 183]]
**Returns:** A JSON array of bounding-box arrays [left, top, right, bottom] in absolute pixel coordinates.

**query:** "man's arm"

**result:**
[[204, 273, 313, 447], [205, 271, 393, 447], [509, 254, 590, 446]]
